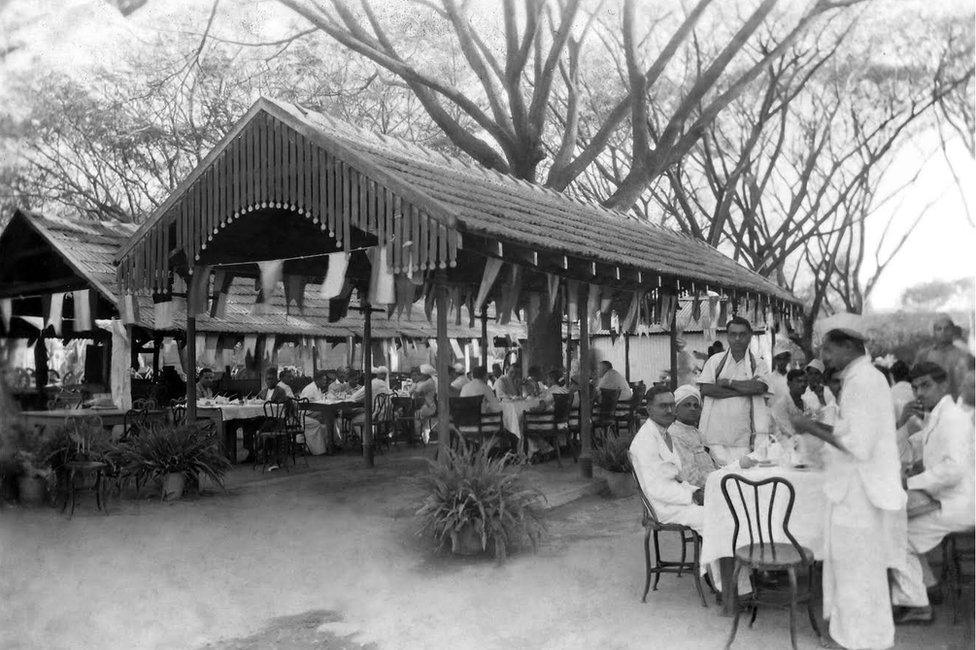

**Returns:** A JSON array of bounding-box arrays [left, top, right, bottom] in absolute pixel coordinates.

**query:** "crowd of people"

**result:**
[[629, 313, 975, 649]]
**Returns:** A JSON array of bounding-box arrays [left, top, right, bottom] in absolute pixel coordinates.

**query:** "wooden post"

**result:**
[[362, 301, 374, 468], [186, 278, 198, 424], [578, 286, 592, 478], [435, 270, 451, 456], [564, 285, 572, 383], [33, 333, 48, 393], [669, 308, 678, 391], [480, 307, 489, 369], [624, 333, 631, 382], [152, 336, 161, 379]]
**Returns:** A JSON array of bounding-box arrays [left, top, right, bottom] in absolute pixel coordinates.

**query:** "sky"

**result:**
[[1, 0, 973, 313]]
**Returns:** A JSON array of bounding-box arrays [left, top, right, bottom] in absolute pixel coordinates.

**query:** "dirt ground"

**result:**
[[0, 449, 971, 650]]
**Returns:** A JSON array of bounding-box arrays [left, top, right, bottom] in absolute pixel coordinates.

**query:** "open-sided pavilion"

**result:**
[[115, 97, 799, 473]]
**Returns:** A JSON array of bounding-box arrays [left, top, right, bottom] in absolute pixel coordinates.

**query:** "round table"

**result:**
[[499, 397, 542, 438]]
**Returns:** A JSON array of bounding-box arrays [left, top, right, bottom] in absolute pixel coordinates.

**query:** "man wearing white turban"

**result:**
[[667, 385, 717, 488]]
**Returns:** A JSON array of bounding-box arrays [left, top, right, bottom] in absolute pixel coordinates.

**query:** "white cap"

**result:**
[[773, 339, 792, 357], [673, 384, 701, 406], [818, 312, 869, 341], [452, 362, 465, 372], [805, 359, 825, 374], [419, 363, 436, 376], [373, 366, 389, 375]]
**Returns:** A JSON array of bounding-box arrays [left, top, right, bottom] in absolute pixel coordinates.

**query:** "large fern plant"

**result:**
[[124, 424, 231, 487], [416, 443, 546, 561]]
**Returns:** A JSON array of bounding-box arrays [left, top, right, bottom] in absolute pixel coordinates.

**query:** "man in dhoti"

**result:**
[[791, 313, 906, 649], [890, 361, 975, 624], [698, 316, 771, 465]]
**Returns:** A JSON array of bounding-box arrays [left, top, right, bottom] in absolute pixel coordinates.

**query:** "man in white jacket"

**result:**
[[890, 361, 975, 624], [791, 313, 906, 650]]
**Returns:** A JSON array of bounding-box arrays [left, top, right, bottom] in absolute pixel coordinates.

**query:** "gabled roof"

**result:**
[[117, 97, 798, 308]]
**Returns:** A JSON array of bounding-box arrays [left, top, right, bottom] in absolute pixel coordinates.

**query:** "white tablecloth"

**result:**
[[198, 403, 267, 420], [500, 398, 541, 437], [700, 464, 827, 568]]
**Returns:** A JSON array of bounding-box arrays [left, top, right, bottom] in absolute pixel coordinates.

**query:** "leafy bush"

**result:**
[[124, 423, 231, 487], [416, 444, 546, 561], [592, 435, 634, 473]]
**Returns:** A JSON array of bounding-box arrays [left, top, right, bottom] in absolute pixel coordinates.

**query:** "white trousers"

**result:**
[[823, 486, 899, 650], [303, 416, 328, 455], [890, 509, 971, 608]]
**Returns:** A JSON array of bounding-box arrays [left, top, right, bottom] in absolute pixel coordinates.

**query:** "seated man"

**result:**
[[412, 364, 438, 438], [595, 360, 633, 401], [196, 368, 216, 400], [494, 364, 523, 399], [522, 366, 543, 398], [891, 362, 975, 623], [667, 385, 717, 488], [449, 363, 469, 395], [299, 370, 331, 454], [535, 369, 569, 411], [328, 367, 351, 398], [801, 359, 836, 421], [459, 366, 502, 413], [770, 369, 823, 464], [630, 385, 704, 531], [349, 367, 394, 433], [263, 367, 294, 401]]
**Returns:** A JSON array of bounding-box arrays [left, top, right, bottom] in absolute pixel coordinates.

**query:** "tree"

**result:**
[[901, 277, 975, 313]]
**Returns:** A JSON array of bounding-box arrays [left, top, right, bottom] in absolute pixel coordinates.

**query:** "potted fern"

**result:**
[[416, 443, 546, 560], [125, 424, 231, 500], [593, 435, 637, 498]]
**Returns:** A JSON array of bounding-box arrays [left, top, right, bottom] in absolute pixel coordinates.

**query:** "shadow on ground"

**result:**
[[202, 610, 376, 650]]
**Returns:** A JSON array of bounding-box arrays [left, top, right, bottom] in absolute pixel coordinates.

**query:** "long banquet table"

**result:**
[[20, 408, 129, 431]]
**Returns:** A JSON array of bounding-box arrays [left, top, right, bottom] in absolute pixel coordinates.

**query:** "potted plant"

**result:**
[[416, 443, 546, 560], [593, 435, 637, 498], [125, 424, 231, 501]]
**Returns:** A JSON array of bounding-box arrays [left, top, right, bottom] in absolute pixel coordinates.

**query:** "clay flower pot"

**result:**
[[604, 471, 637, 498], [162, 472, 186, 501], [18, 476, 46, 506]]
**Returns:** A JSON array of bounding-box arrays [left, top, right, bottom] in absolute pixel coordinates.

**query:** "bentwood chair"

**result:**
[[349, 393, 395, 453], [391, 396, 420, 446], [720, 474, 820, 650], [522, 393, 574, 467], [449, 395, 486, 451], [941, 528, 976, 624], [629, 453, 708, 607], [286, 397, 310, 467], [254, 400, 290, 471], [591, 388, 620, 446]]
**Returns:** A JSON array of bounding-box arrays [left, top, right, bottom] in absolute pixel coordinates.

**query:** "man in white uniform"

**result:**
[[802, 359, 837, 421], [595, 361, 633, 401], [791, 313, 906, 650], [890, 361, 975, 623], [298, 370, 330, 455], [666, 384, 717, 488], [767, 339, 792, 403], [698, 316, 770, 465]]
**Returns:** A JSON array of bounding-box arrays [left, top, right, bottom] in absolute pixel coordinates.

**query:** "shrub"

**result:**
[[592, 435, 634, 473], [416, 443, 546, 561]]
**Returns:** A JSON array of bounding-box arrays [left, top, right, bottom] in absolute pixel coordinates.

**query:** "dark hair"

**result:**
[[910, 362, 948, 384], [471, 366, 488, 380], [196, 368, 213, 381], [599, 360, 613, 369], [527, 365, 541, 378], [823, 329, 866, 354], [889, 360, 910, 383], [313, 369, 330, 380], [645, 384, 672, 404], [726, 316, 753, 333], [546, 368, 562, 383], [787, 369, 806, 382]]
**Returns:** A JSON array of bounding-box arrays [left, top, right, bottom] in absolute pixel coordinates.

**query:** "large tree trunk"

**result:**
[[524, 302, 563, 374]]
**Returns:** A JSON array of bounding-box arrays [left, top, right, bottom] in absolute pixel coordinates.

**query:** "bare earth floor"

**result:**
[[1, 448, 972, 650]]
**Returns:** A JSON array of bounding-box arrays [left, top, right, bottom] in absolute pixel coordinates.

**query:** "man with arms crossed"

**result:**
[[698, 316, 770, 465], [791, 313, 906, 649]]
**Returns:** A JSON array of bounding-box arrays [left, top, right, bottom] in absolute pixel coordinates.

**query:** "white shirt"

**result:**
[[350, 379, 393, 403], [801, 385, 836, 423], [596, 368, 633, 401], [824, 356, 905, 511], [460, 378, 502, 413], [299, 382, 327, 402], [905, 395, 975, 524], [767, 371, 789, 404], [890, 381, 914, 419], [698, 351, 770, 448], [629, 419, 698, 524], [450, 375, 470, 392]]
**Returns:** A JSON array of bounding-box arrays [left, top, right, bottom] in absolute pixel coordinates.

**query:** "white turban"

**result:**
[[674, 384, 701, 406], [419, 363, 436, 376]]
